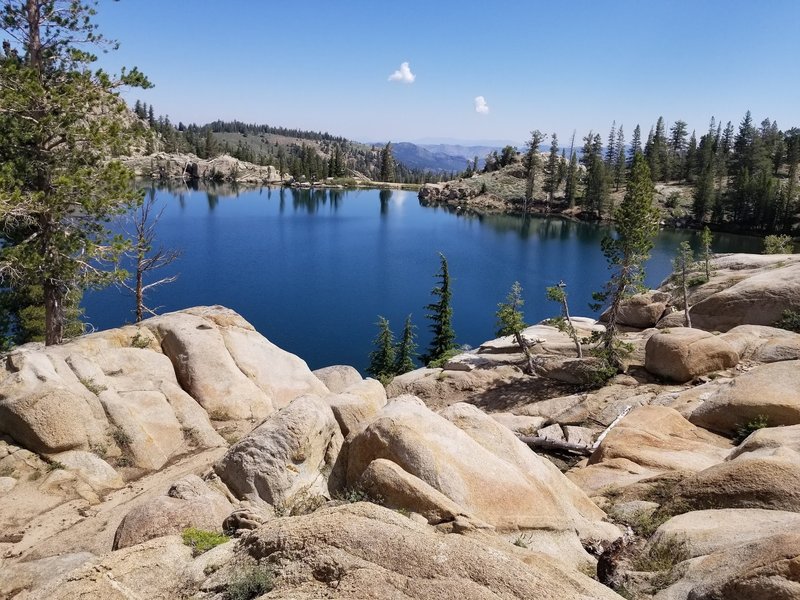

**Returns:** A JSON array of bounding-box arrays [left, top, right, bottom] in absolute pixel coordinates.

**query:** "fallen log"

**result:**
[[517, 436, 593, 456], [517, 404, 632, 456]]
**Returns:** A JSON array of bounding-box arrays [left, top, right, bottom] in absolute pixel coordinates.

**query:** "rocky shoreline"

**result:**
[[121, 152, 421, 191], [0, 253, 799, 599]]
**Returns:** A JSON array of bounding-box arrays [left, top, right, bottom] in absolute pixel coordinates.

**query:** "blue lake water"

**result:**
[[83, 185, 762, 372]]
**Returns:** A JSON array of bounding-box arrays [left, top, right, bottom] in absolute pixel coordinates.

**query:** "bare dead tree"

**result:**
[[119, 189, 181, 322]]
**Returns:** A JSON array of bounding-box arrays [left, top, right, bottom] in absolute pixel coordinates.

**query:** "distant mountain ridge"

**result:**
[[391, 142, 503, 173]]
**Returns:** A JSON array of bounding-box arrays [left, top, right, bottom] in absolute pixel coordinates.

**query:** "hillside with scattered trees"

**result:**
[[429, 113, 799, 236], [131, 101, 454, 185]]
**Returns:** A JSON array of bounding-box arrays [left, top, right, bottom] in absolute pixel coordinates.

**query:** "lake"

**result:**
[[83, 185, 763, 372]]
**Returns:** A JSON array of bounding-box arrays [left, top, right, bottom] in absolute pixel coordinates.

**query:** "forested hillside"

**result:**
[[131, 101, 452, 184], [451, 113, 799, 235]]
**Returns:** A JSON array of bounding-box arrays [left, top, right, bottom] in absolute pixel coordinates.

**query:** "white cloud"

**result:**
[[388, 62, 415, 84], [474, 96, 489, 114]]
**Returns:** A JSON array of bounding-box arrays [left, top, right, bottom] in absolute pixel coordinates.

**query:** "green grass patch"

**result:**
[[182, 527, 230, 556]]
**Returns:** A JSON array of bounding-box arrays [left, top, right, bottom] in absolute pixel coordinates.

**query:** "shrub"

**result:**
[[46, 460, 66, 472], [763, 234, 794, 254], [686, 275, 707, 288], [632, 536, 689, 572], [774, 309, 800, 333], [182, 527, 230, 556], [334, 486, 383, 505], [130, 331, 151, 349], [226, 565, 274, 600], [734, 414, 769, 444], [512, 534, 529, 548], [112, 427, 132, 448]]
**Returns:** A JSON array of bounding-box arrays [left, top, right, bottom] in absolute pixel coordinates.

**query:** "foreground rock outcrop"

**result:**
[[659, 252, 800, 332], [2, 252, 799, 600]]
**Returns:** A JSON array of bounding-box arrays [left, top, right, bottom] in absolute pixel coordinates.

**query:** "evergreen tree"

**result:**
[[668, 119, 688, 179], [422, 253, 457, 365], [565, 150, 579, 208], [543, 133, 560, 205], [366, 317, 395, 384], [204, 128, 216, 159], [0, 0, 151, 345], [584, 152, 609, 217], [646, 117, 669, 181], [592, 153, 660, 367], [684, 131, 698, 181], [605, 121, 617, 167], [614, 125, 626, 191], [499, 145, 517, 167], [379, 142, 395, 182], [523, 130, 545, 213], [545, 281, 582, 358], [629, 124, 642, 165], [394, 314, 417, 375], [495, 281, 535, 373]]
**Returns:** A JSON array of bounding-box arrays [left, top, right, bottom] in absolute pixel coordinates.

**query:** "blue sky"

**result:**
[[94, 0, 800, 145]]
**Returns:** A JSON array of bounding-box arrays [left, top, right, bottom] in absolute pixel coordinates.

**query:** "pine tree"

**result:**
[[495, 281, 535, 373], [614, 125, 626, 191], [646, 117, 669, 181], [565, 150, 579, 208], [584, 153, 609, 217], [0, 0, 151, 345], [605, 121, 617, 167], [543, 133, 560, 205], [693, 125, 718, 222], [684, 131, 698, 182], [629, 124, 642, 165], [394, 315, 417, 375], [523, 130, 545, 213], [422, 253, 457, 366], [379, 142, 395, 182], [592, 153, 660, 367], [545, 282, 582, 358], [204, 128, 216, 159], [367, 317, 395, 384], [668, 119, 688, 179]]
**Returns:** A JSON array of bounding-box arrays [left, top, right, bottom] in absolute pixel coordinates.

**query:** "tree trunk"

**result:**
[[682, 263, 692, 328], [25, 0, 42, 70], [561, 296, 583, 358], [44, 280, 65, 345], [513, 331, 534, 374], [135, 266, 143, 323]]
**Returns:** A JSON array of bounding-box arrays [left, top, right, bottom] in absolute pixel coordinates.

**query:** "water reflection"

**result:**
[[379, 189, 392, 216], [129, 182, 766, 257], [207, 192, 218, 211]]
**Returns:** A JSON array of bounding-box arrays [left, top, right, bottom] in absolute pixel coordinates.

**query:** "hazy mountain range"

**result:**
[[390, 142, 504, 173]]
